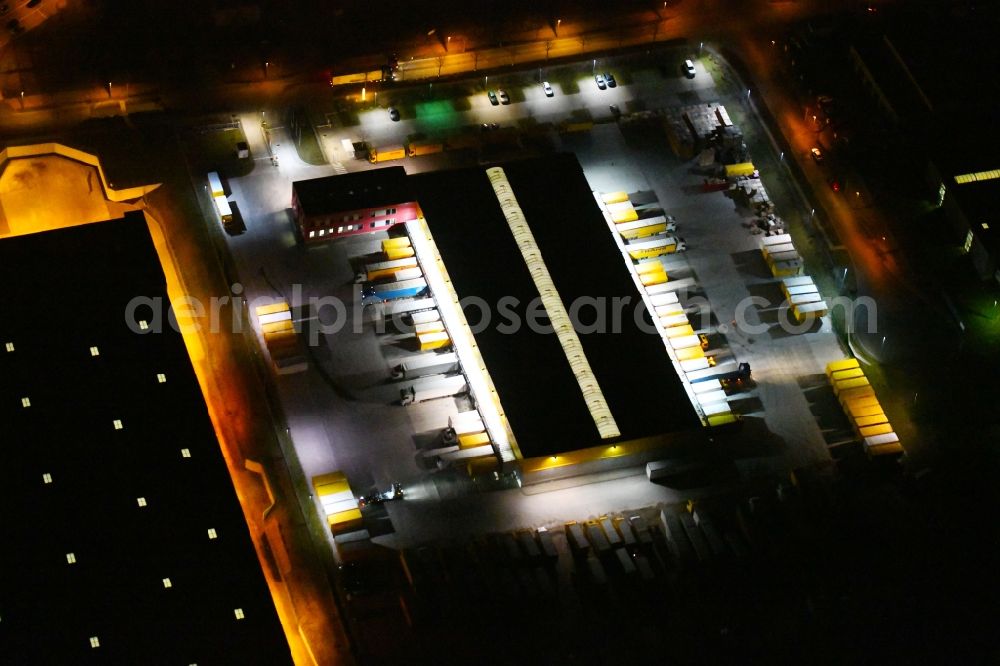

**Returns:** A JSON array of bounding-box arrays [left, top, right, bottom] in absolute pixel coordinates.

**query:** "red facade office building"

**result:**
[[291, 166, 419, 241]]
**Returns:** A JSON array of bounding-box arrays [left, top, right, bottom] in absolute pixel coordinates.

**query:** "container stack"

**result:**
[[760, 233, 803, 278]]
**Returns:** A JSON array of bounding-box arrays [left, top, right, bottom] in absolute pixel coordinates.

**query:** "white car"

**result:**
[[683, 59, 696, 79], [542, 81, 554, 97], [498, 89, 510, 104]]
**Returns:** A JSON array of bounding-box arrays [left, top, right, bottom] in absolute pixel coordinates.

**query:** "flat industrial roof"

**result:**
[[0, 213, 291, 664], [293, 166, 413, 216], [411, 154, 698, 458]]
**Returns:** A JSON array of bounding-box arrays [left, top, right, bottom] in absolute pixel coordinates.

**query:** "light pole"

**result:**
[[484, 74, 488, 90], [107, 81, 112, 98], [446, 35, 451, 52], [19, 90, 24, 110], [592, 59, 597, 74], [555, 18, 561, 36], [264, 61, 269, 78]]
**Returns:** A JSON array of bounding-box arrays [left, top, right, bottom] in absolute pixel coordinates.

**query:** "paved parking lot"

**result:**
[[203, 47, 849, 549]]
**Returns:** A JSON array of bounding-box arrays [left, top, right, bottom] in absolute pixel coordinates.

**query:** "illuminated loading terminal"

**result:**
[[406, 154, 700, 470]]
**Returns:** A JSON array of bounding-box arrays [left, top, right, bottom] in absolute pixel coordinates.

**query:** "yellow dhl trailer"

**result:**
[[617, 217, 668, 240], [724, 162, 755, 177], [674, 346, 706, 362], [382, 237, 412, 250], [602, 191, 629, 204], [607, 201, 639, 223], [330, 69, 384, 86], [833, 376, 870, 395], [852, 414, 890, 430], [369, 145, 406, 164], [627, 237, 678, 260], [858, 423, 894, 438], [659, 313, 689, 328], [458, 431, 491, 449], [256, 302, 290, 318], [830, 367, 865, 383], [312, 471, 363, 534], [640, 270, 668, 287], [417, 331, 450, 350], [385, 246, 415, 261], [665, 324, 695, 339], [635, 261, 664, 275], [792, 301, 828, 321], [838, 385, 875, 406], [826, 358, 861, 377], [407, 141, 444, 157]]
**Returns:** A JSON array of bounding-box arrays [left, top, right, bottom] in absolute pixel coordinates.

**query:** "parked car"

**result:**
[[26, 0, 41, 7], [810, 147, 824, 163], [6, 18, 22, 34], [388, 107, 400, 122], [604, 72, 617, 88], [542, 81, 554, 97], [595, 73, 607, 90], [487, 90, 498, 105], [683, 59, 696, 78], [498, 89, 510, 104]]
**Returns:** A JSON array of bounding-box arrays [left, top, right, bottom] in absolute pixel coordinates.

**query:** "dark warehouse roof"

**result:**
[[410, 154, 698, 458], [0, 212, 291, 664]]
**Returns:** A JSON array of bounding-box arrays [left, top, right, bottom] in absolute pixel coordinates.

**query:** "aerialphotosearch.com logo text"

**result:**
[[124, 282, 879, 343]]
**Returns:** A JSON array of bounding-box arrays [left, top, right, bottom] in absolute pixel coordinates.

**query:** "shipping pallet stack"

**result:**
[[826, 358, 903, 460]]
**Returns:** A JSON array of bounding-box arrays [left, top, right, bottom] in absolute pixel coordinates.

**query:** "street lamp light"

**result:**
[[446, 35, 451, 52], [555, 18, 561, 36]]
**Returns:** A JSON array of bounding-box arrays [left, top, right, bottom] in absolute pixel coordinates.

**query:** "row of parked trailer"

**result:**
[[600, 191, 688, 257], [825, 358, 904, 459], [254, 301, 307, 374], [760, 235, 830, 323], [565, 515, 659, 583], [600, 189, 741, 427], [355, 234, 499, 473]]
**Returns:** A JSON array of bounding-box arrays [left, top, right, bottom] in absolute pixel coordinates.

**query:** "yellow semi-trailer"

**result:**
[[833, 376, 870, 395], [602, 191, 630, 204], [407, 141, 444, 157], [853, 413, 890, 430], [330, 69, 385, 86], [724, 162, 756, 177], [640, 270, 668, 287], [609, 206, 639, 224], [416, 330, 451, 351], [626, 236, 685, 260], [825, 358, 861, 377], [457, 431, 491, 449], [858, 423, 894, 438], [369, 145, 406, 164], [382, 237, 412, 250], [617, 217, 668, 240], [830, 367, 865, 383], [665, 324, 695, 339], [385, 245, 416, 261], [635, 260, 666, 275], [312, 471, 363, 534], [364, 256, 419, 281], [792, 301, 828, 322], [838, 385, 875, 406], [674, 346, 705, 362]]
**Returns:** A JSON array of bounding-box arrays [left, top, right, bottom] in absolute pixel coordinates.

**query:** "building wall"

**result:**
[[291, 190, 418, 242]]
